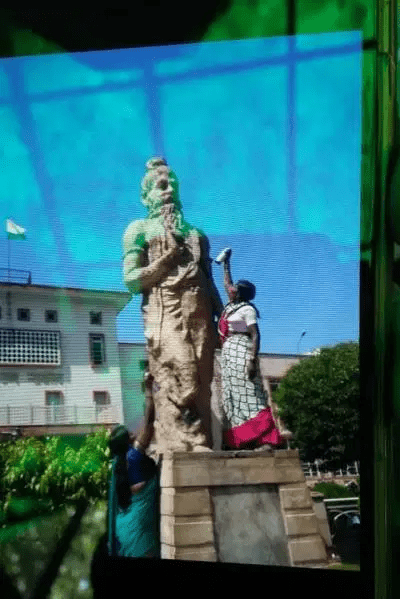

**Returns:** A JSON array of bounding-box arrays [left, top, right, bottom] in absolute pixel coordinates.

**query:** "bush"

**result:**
[[313, 482, 358, 499], [273, 342, 359, 464], [3, 497, 54, 523], [0, 428, 112, 523]]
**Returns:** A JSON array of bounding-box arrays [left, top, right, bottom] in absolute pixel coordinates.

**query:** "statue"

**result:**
[[123, 158, 223, 454]]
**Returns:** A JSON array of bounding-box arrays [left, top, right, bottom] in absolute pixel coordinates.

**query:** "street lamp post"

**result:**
[[297, 330, 307, 354]]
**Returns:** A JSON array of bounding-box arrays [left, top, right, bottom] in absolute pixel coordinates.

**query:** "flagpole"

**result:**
[[8, 231, 10, 282], [6, 220, 27, 283]]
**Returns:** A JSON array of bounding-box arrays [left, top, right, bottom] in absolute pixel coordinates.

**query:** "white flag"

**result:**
[[6, 219, 26, 239]]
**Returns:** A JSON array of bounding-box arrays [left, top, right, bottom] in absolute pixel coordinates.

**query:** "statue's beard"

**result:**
[[150, 199, 184, 234]]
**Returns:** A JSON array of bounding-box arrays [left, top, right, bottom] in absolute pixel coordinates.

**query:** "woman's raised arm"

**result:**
[[135, 372, 155, 450], [223, 256, 235, 299]]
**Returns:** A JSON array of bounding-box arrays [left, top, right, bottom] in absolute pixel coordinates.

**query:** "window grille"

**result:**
[[0, 328, 61, 365]]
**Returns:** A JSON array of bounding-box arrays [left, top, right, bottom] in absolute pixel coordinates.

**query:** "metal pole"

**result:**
[[6, 291, 11, 321], [8, 236, 10, 281]]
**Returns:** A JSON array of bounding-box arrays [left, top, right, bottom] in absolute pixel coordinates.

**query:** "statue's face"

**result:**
[[147, 167, 177, 210]]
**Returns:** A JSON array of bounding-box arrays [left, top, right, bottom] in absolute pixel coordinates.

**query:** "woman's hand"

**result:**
[[247, 324, 260, 380], [247, 358, 257, 381]]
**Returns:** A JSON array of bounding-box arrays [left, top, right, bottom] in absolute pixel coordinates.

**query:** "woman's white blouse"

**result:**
[[226, 304, 257, 333]]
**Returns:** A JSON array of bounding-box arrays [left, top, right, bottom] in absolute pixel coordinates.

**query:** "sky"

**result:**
[[0, 31, 361, 355]]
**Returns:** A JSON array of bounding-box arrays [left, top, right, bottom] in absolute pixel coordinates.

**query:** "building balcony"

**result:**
[[0, 404, 118, 426]]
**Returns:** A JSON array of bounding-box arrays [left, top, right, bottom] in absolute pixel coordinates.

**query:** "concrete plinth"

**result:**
[[160, 449, 329, 568]]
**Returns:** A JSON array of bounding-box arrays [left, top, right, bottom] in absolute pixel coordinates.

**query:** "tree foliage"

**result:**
[[0, 428, 112, 522], [273, 342, 359, 465]]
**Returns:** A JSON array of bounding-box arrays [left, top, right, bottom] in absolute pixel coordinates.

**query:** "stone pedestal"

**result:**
[[160, 449, 329, 568], [311, 491, 333, 551]]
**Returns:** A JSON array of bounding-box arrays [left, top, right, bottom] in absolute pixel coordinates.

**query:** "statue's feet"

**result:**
[[191, 446, 213, 453], [254, 444, 272, 452]]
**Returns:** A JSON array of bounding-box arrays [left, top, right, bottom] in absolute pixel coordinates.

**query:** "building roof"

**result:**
[[117, 340, 309, 360], [0, 282, 131, 312]]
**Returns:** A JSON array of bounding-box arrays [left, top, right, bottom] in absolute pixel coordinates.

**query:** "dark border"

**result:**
[[0, 5, 370, 597]]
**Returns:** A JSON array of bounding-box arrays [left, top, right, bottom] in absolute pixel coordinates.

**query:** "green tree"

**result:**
[[273, 342, 359, 466], [0, 428, 112, 520]]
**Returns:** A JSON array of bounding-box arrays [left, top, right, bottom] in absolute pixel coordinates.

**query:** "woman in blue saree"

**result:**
[[108, 370, 160, 558]]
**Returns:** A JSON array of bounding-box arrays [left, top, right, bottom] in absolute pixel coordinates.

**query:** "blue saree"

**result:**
[[108, 456, 160, 558]]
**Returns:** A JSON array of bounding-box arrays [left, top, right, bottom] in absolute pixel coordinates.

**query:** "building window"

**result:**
[[139, 359, 149, 371], [45, 391, 64, 424], [269, 378, 281, 394], [0, 307, 2, 319], [45, 310, 58, 323], [17, 308, 30, 322], [93, 391, 110, 405], [46, 390, 63, 405], [89, 334, 106, 365], [94, 390, 110, 422], [0, 328, 61, 365], [90, 312, 102, 325]]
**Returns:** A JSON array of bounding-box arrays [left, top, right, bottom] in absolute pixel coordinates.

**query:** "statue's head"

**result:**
[[141, 157, 182, 214]]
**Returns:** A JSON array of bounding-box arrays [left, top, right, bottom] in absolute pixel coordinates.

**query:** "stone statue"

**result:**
[[123, 158, 223, 454]]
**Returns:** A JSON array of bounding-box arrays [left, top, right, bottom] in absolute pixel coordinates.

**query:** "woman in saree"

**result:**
[[217, 249, 291, 451], [108, 369, 160, 558]]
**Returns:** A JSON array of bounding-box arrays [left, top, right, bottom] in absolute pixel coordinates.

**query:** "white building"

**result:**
[[0, 277, 130, 437]]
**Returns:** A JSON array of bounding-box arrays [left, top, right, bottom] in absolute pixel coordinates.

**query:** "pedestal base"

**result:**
[[160, 449, 329, 568]]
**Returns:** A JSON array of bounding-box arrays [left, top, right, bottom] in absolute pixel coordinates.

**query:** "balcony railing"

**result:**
[[0, 268, 32, 284], [302, 461, 360, 478], [323, 497, 359, 514], [0, 404, 118, 426]]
